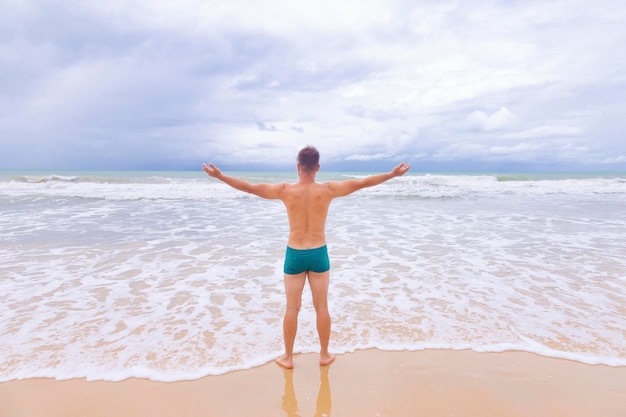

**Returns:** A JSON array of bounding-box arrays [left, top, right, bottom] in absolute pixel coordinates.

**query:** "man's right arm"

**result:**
[[326, 162, 410, 198], [202, 163, 286, 199]]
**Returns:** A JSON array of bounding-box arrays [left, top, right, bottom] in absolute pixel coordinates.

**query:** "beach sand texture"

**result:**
[[2, 349, 625, 417]]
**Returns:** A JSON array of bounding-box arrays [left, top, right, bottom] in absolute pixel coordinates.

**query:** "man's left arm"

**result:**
[[327, 162, 410, 198]]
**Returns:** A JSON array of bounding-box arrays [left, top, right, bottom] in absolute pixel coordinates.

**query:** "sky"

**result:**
[[1, 0, 625, 172]]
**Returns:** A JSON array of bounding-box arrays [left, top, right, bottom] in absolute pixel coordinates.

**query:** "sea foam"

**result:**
[[1, 171, 625, 381]]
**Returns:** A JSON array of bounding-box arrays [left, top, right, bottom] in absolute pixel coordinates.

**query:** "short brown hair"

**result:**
[[297, 146, 320, 172]]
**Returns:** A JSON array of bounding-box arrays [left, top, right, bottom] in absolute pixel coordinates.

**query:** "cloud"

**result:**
[[467, 107, 517, 131], [345, 153, 394, 161], [1, 0, 625, 170], [502, 126, 583, 140], [600, 155, 626, 164], [256, 122, 278, 132]]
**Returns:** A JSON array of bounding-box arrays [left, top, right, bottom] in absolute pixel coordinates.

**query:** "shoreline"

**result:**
[[2, 349, 625, 417]]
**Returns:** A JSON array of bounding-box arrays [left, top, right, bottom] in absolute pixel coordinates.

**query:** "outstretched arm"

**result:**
[[202, 163, 286, 199], [327, 162, 410, 198]]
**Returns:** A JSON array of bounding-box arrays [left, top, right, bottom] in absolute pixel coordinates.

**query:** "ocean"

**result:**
[[1, 170, 625, 382]]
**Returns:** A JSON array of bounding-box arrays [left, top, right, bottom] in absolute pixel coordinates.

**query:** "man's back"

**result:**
[[281, 181, 333, 249]]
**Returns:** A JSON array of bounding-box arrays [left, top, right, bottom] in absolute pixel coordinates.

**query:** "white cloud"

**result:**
[[467, 107, 517, 131], [488, 142, 543, 156], [79, 0, 393, 40], [503, 126, 583, 140], [345, 153, 394, 161], [599, 155, 626, 164], [1, 0, 625, 170]]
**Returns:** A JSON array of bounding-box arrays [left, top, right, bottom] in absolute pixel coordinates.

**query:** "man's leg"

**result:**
[[276, 272, 306, 369], [308, 270, 335, 366]]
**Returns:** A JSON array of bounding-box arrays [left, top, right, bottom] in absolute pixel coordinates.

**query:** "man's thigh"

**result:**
[[284, 272, 307, 308], [307, 270, 330, 307]]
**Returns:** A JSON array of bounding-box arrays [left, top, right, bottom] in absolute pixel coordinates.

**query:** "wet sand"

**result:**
[[1, 349, 625, 417]]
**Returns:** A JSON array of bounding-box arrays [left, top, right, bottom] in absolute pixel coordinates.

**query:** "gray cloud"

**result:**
[[1, 0, 625, 171]]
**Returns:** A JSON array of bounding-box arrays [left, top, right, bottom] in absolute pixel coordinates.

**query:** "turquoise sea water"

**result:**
[[1, 170, 625, 381]]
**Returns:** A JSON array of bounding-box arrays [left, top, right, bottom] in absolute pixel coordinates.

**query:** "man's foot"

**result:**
[[275, 354, 294, 369], [319, 352, 336, 366]]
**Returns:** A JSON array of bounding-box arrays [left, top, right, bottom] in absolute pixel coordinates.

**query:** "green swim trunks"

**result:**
[[284, 245, 330, 275]]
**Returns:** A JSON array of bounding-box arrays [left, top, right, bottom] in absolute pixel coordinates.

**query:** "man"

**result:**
[[202, 146, 410, 368]]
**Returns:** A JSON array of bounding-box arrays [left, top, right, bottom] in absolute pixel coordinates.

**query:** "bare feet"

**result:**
[[275, 354, 294, 369], [320, 352, 336, 366]]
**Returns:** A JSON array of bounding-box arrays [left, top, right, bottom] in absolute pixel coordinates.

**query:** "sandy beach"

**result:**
[[2, 349, 625, 417]]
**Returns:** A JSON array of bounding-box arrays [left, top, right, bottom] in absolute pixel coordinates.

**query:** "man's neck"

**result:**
[[298, 171, 317, 184]]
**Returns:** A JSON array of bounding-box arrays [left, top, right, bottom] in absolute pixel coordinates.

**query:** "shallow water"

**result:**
[[1, 171, 625, 381]]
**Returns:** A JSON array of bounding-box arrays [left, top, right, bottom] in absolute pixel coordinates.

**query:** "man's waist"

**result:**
[[286, 239, 327, 250], [286, 244, 328, 251]]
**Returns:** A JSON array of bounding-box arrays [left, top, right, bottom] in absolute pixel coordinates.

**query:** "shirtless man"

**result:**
[[202, 146, 410, 368]]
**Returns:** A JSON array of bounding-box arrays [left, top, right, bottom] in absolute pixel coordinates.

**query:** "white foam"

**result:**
[[1, 171, 625, 381], [2, 172, 626, 202]]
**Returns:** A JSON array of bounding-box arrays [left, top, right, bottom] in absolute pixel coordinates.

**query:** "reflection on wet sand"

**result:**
[[281, 365, 331, 417]]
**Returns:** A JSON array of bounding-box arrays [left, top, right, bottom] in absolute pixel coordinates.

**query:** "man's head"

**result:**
[[297, 146, 320, 173]]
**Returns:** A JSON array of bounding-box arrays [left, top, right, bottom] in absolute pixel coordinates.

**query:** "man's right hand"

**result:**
[[202, 163, 222, 179]]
